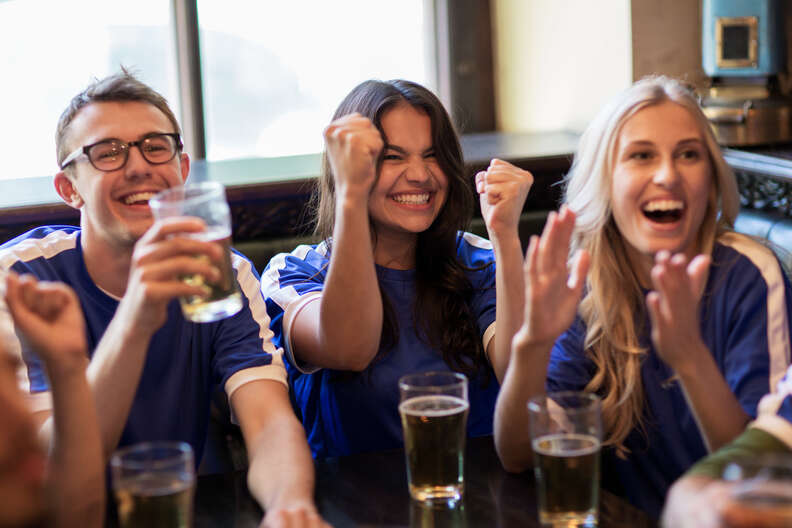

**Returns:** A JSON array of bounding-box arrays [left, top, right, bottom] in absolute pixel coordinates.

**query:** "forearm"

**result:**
[[675, 343, 750, 452], [494, 334, 551, 472], [312, 199, 382, 370], [490, 231, 525, 382], [245, 408, 316, 514], [47, 359, 104, 528], [86, 310, 154, 460]]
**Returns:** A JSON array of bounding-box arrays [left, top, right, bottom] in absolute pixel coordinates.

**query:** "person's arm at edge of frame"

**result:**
[[232, 379, 330, 528], [5, 273, 104, 528], [476, 159, 533, 383], [290, 114, 384, 372], [494, 207, 589, 472], [661, 426, 792, 528]]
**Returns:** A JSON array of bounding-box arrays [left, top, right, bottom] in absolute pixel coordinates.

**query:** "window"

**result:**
[[0, 0, 178, 181], [196, 0, 435, 160]]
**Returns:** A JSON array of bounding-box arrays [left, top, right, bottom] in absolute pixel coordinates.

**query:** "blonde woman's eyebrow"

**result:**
[[677, 138, 705, 146]]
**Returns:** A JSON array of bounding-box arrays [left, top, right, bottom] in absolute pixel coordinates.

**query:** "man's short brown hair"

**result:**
[[55, 68, 181, 168]]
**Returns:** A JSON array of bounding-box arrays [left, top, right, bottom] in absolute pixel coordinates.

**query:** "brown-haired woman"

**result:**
[[261, 79, 532, 458]]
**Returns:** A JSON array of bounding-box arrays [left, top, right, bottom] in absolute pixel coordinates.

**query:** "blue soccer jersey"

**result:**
[[261, 232, 500, 458], [546, 232, 792, 518], [0, 226, 287, 464]]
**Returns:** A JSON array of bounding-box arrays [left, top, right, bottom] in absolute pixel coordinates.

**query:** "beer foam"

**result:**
[[399, 395, 469, 417], [532, 433, 600, 457]]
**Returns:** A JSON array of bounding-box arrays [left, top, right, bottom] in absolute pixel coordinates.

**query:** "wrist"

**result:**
[[489, 230, 521, 252], [668, 339, 709, 379], [45, 354, 89, 385], [336, 183, 371, 205], [511, 328, 555, 359]]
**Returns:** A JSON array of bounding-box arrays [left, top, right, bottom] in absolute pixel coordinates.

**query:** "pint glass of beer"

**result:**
[[527, 392, 602, 527], [398, 371, 469, 505], [110, 441, 195, 528], [721, 455, 792, 527], [149, 182, 242, 323]]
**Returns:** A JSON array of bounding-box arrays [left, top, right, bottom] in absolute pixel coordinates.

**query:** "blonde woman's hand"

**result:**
[[646, 251, 710, 370], [323, 113, 384, 203], [476, 159, 533, 241], [513, 206, 589, 349]]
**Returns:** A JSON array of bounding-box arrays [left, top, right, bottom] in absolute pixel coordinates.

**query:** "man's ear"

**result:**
[[179, 152, 190, 183], [54, 171, 83, 209]]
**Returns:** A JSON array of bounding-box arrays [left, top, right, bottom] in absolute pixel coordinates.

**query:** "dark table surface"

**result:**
[[194, 436, 656, 528]]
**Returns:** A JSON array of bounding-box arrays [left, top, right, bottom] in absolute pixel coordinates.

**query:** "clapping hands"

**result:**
[[514, 206, 589, 349]]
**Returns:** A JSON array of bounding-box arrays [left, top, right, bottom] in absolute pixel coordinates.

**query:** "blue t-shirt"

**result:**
[[0, 226, 287, 464], [261, 232, 499, 458], [547, 233, 792, 518]]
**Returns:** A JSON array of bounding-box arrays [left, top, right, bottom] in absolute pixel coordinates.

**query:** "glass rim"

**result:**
[[527, 391, 601, 415], [724, 453, 792, 480], [149, 181, 226, 210], [398, 370, 467, 391], [110, 441, 193, 471]]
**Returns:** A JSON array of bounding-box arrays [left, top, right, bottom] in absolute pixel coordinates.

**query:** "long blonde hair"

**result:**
[[564, 76, 740, 456]]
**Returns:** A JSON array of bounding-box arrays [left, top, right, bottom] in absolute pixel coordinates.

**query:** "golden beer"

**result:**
[[179, 231, 242, 323], [115, 474, 194, 528], [726, 483, 792, 528], [532, 433, 600, 527], [399, 395, 469, 503]]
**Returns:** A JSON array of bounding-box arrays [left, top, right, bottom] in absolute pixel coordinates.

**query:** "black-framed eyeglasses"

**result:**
[[59, 132, 183, 171]]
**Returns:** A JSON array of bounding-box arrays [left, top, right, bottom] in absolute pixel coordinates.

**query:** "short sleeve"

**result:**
[[261, 244, 329, 373], [213, 252, 288, 400], [456, 233, 497, 347], [546, 317, 595, 393], [712, 236, 792, 419]]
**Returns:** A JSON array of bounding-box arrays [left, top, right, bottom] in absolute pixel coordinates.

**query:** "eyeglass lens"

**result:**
[[89, 134, 178, 170]]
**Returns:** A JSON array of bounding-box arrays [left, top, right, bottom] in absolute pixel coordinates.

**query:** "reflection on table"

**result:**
[[194, 436, 656, 527]]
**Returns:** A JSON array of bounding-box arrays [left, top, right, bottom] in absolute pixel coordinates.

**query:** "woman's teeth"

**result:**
[[642, 199, 683, 223], [392, 193, 430, 205]]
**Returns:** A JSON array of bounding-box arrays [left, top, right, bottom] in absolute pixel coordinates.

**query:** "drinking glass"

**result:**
[[527, 391, 602, 527], [398, 371, 469, 505], [149, 181, 242, 322], [721, 454, 792, 527], [110, 441, 195, 528]]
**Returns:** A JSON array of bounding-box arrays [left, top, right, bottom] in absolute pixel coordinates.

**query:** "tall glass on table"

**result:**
[[398, 371, 469, 506], [148, 182, 242, 322], [721, 454, 792, 527], [528, 391, 602, 527], [111, 441, 195, 528]]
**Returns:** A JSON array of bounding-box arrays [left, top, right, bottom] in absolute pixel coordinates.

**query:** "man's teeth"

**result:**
[[123, 192, 156, 205], [392, 193, 430, 205], [643, 199, 683, 213]]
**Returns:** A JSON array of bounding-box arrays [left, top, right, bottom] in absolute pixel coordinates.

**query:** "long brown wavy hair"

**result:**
[[313, 79, 491, 380], [564, 76, 740, 457]]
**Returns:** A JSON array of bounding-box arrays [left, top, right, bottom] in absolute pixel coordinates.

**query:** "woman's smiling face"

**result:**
[[610, 100, 713, 275], [367, 103, 448, 243]]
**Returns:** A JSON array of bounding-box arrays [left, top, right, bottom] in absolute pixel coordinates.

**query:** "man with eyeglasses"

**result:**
[[0, 70, 329, 528]]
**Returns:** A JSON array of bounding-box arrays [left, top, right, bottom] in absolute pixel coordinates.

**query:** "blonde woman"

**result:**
[[494, 76, 792, 518]]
